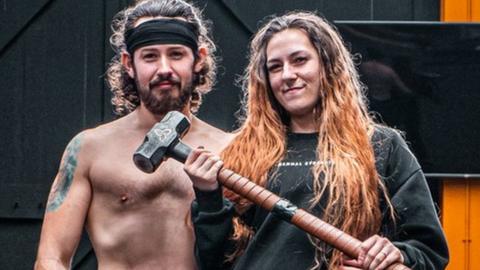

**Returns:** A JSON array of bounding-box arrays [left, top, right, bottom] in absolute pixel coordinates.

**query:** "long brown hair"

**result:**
[[221, 11, 394, 269], [106, 0, 217, 116]]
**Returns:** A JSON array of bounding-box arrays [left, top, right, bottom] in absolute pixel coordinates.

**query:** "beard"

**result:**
[[134, 70, 194, 116]]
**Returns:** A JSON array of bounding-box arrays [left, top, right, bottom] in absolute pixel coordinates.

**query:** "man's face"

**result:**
[[131, 43, 197, 115]]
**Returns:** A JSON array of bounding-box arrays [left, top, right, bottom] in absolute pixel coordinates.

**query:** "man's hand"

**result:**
[[184, 147, 223, 191], [340, 235, 404, 270]]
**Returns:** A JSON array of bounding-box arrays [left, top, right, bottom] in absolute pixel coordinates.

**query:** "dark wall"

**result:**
[[0, 0, 129, 269], [196, 0, 439, 130], [0, 0, 438, 269]]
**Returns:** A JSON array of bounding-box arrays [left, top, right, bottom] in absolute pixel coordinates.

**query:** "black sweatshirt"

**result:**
[[191, 126, 449, 270]]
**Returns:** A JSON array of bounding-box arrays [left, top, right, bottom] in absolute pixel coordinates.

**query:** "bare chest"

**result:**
[[88, 144, 194, 207]]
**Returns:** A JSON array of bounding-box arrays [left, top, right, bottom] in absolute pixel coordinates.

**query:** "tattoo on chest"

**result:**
[[46, 134, 83, 212]]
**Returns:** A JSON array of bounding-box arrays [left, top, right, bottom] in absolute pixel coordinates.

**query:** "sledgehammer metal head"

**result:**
[[133, 111, 192, 173]]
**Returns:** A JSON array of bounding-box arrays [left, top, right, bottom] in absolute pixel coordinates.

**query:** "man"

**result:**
[[35, 0, 232, 269]]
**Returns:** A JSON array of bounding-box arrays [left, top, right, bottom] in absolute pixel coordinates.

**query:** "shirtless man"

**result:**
[[34, 0, 232, 269]]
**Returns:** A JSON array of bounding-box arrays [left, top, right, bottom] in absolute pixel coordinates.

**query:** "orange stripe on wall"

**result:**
[[473, 0, 480, 20], [442, 0, 480, 21], [443, 180, 468, 269], [441, 2, 479, 270], [442, 0, 469, 21], [470, 182, 480, 268], [445, 0, 480, 21]]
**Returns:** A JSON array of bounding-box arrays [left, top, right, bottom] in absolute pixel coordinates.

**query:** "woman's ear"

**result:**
[[194, 47, 208, 73], [121, 51, 135, 78]]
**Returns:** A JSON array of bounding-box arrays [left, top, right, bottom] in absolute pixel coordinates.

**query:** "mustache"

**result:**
[[149, 75, 181, 88]]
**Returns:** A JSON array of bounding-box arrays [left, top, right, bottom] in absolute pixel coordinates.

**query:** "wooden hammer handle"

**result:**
[[218, 169, 410, 270]]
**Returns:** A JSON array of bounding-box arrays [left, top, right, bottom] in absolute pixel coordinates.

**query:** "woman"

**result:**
[[185, 12, 448, 270]]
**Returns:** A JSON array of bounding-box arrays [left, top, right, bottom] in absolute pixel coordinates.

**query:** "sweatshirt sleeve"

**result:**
[[383, 130, 449, 269], [191, 187, 236, 270]]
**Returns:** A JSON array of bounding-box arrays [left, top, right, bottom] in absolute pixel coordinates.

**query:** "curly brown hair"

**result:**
[[106, 0, 217, 116]]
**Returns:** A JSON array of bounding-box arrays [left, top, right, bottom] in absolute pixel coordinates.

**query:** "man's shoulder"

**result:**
[[201, 123, 233, 138], [79, 121, 115, 141], [70, 117, 126, 151], [209, 128, 235, 148], [189, 117, 235, 151]]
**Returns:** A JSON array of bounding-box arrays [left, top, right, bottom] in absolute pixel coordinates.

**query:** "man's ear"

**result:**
[[121, 51, 135, 78], [194, 47, 208, 73]]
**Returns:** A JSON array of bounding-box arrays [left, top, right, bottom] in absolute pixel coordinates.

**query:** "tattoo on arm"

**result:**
[[46, 134, 84, 212]]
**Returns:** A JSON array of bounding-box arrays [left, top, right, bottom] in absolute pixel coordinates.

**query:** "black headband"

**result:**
[[125, 18, 198, 54]]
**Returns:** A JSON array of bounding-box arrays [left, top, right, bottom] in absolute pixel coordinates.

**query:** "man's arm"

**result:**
[[35, 132, 92, 270]]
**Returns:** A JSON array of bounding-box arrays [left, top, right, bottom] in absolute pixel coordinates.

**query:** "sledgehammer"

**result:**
[[133, 111, 410, 270]]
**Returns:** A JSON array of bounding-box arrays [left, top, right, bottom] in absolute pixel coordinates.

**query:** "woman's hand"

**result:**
[[340, 235, 404, 270], [184, 147, 223, 191]]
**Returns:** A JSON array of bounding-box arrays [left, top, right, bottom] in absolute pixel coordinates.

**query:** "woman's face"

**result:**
[[265, 28, 322, 119]]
